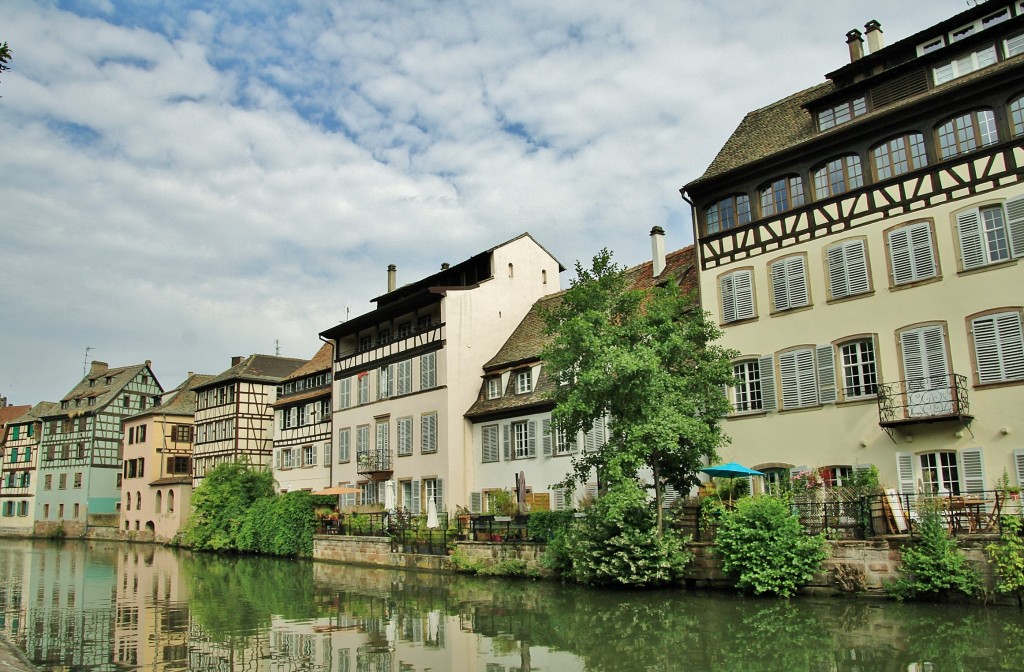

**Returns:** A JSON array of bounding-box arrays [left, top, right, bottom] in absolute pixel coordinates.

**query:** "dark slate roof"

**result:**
[[194, 355, 306, 391], [41, 362, 159, 420], [464, 362, 559, 421], [465, 245, 697, 420], [134, 373, 215, 420]]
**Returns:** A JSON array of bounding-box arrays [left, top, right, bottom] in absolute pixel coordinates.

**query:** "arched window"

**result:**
[[705, 194, 752, 234], [758, 176, 805, 216], [125, 494, 131, 511], [812, 155, 863, 199], [1010, 94, 1024, 136], [155, 490, 162, 514], [136, 492, 141, 510], [936, 109, 998, 159], [871, 133, 928, 179], [168, 490, 175, 513]]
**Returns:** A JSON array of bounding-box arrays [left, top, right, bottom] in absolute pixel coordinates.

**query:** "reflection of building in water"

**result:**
[[113, 545, 191, 670], [187, 622, 271, 672], [2, 542, 118, 670]]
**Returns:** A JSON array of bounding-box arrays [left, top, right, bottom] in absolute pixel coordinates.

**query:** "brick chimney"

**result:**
[[650, 226, 666, 277], [387, 264, 397, 292], [90, 361, 109, 375], [847, 29, 864, 62], [865, 20, 884, 55]]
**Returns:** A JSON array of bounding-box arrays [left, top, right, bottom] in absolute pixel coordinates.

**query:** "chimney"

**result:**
[[846, 29, 864, 62], [387, 264, 397, 292], [440, 262, 450, 270], [90, 361, 109, 375], [865, 20, 883, 54], [650, 226, 666, 278], [231, 356, 243, 367]]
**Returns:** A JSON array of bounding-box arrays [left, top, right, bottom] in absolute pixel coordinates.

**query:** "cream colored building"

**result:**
[[0, 402, 46, 535], [320, 233, 563, 513], [119, 373, 212, 542], [682, 1, 1024, 497], [272, 342, 335, 493]]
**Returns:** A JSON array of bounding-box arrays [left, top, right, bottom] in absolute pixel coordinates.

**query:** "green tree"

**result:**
[[887, 499, 980, 600], [0, 42, 11, 82], [180, 462, 275, 551], [987, 515, 1024, 608], [541, 249, 736, 533]]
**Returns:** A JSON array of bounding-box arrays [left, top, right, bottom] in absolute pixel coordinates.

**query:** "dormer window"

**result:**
[[933, 45, 997, 85], [705, 194, 751, 234], [486, 377, 502, 400], [516, 370, 533, 394], [917, 36, 946, 56], [816, 97, 866, 132]]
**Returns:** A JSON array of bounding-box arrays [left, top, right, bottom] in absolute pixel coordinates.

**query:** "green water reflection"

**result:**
[[0, 538, 1022, 671]]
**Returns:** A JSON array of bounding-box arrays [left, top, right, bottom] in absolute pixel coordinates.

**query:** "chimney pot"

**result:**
[[650, 226, 667, 278], [441, 262, 450, 270], [864, 20, 883, 54], [846, 29, 864, 62], [387, 264, 397, 292]]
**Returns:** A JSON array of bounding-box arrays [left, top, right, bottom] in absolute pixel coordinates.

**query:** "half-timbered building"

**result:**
[[120, 373, 212, 542], [682, 0, 1024, 496], [35, 361, 163, 534], [0, 401, 40, 535], [191, 354, 305, 486], [320, 233, 563, 514], [272, 342, 335, 493]]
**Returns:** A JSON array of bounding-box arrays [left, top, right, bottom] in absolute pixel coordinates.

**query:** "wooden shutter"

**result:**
[[895, 452, 916, 495], [956, 208, 985, 270], [758, 355, 777, 411], [1013, 449, 1024, 487], [542, 419, 552, 456], [828, 240, 869, 298], [482, 425, 498, 463], [412, 480, 421, 514], [721, 270, 753, 323], [815, 345, 837, 404], [470, 492, 482, 514], [771, 256, 808, 311], [959, 448, 985, 494], [339, 378, 350, 408], [973, 312, 1024, 384], [527, 421, 537, 458], [779, 348, 816, 408], [397, 360, 412, 395], [503, 424, 510, 461], [889, 222, 935, 285], [1006, 195, 1024, 258]]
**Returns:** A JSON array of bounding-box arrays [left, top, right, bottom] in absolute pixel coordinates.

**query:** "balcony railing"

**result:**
[[356, 449, 393, 478], [876, 373, 972, 427]]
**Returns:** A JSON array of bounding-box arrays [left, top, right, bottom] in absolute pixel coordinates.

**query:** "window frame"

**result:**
[[816, 97, 867, 131], [956, 198, 1024, 271], [871, 132, 928, 180], [515, 370, 533, 394], [758, 175, 805, 217], [704, 194, 752, 235], [732, 359, 763, 413], [936, 109, 999, 159], [486, 377, 502, 400], [812, 154, 864, 200], [838, 337, 879, 401]]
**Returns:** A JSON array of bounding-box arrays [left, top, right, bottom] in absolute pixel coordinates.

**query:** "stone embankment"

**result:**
[[0, 637, 37, 672]]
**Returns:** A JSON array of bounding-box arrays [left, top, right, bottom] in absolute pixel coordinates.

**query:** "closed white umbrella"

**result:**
[[384, 480, 396, 513], [426, 497, 439, 529]]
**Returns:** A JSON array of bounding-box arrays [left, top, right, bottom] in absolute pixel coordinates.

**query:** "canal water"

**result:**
[[0, 539, 1022, 671]]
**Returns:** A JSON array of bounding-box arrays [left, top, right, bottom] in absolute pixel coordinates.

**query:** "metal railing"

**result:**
[[876, 373, 971, 425], [862, 489, 1015, 538], [356, 449, 393, 475], [315, 509, 452, 556]]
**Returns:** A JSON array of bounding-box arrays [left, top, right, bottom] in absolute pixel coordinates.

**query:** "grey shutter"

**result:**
[[470, 492, 482, 514], [816, 345, 837, 404], [959, 448, 985, 494], [758, 354, 777, 411], [895, 452, 916, 495], [1013, 449, 1024, 487], [436, 479, 444, 511], [956, 208, 985, 270], [542, 419, 552, 456], [503, 424, 510, 461], [527, 421, 537, 458], [1006, 194, 1024, 258], [412, 480, 421, 514]]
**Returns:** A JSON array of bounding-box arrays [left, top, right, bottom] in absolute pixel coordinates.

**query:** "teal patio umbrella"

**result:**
[[701, 462, 765, 503]]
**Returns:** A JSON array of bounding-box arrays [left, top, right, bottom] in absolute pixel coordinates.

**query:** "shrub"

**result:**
[[887, 499, 980, 600], [180, 463, 275, 552], [527, 509, 575, 542], [714, 496, 828, 597], [554, 481, 691, 587], [987, 515, 1024, 607]]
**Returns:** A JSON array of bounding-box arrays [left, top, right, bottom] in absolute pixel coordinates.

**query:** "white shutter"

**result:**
[[758, 355, 777, 412], [771, 256, 808, 311], [275, 450, 281, 469], [815, 345, 837, 404], [959, 448, 985, 494], [973, 312, 1024, 384], [889, 222, 935, 285], [721, 270, 754, 323], [527, 420, 537, 458], [1013, 449, 1024, 487], [721, 273, 736, 322], [436, 479, 444, 511], [828, 240, 869, 298], [1006, 195, 1024, 259], [412, 480, 421, 514], [503, 424, 510, 461], [779, 348, 816, 408], [470, 492, 482, 514], [553, 488, 566, 511], [895, 452, 916, 495], [339, 377, 351, 408], [542, 419, 552, 456], [482, 425, 498, 463], [397, 360, 412, 395], [956, 209, 986, 270]]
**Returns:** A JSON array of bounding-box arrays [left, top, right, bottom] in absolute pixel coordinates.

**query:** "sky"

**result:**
[[1, 0, 967, 405]]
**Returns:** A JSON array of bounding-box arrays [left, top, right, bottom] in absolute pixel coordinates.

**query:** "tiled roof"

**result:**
[[0, 405, 32, 428], [464, 363, 559, 420], [42, 363, 157, 419], [466, 245, 698, 419], [281, 342, 333, 382], [195, 355, 306, 391], [136, 373, 215, 419]]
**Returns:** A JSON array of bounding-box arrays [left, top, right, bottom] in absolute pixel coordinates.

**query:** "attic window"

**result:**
[[486, 377, 502, 400], [88, 379, 95, 387], [933, 44, 997, 85], [917, 37, 946, 56], [816, 97, 866, 132]]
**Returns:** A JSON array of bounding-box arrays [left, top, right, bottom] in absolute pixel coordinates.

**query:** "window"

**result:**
[[375, 421, 389, 455], [297, 405, 307, 426], [1011, 95, 1024, 138], [705, 194, 752, 234], [920, 452, 961, 494], [508, 420, 536, 459], [972, 311, 1024, 384], [168, 457, 190, 474], [778, 348, 819, 409], [816, 97, 866, 131], [320, 398, 331, 421], [303, 445, 317, 467], [719, 269, 755, 323], [17, 501, 27, 517], [758, 176, 805, 216], [933, 45, 997, 85], [172, 425, 193, 442], [871, 133, 927, 179], [888, 221, 938, 285], [812, 155, 863, 199], [840, 339, 878, 399], [486, 377, 502, 400], [356, 425, 369, 456], [481, 424, 499, 463], [420, 352, 437, 389], [396, 360, 412, 395], [396, 417, 413, 456], [769, 255, 809, 312], [424, 478, 442, 512], [421, 413, 437, 453], [357, 374, 370, 405], [516, 370, 532, 394], [957, 199, 1024, 270], [732, 360, 762, 412], [826, 239, 870, 299], [73, 472, 82, 488], [168, 490, 175, 513], [337, 428, 351, 463], [339, 377, 351, 408], [44, 474, 52, 490], [59, 473, 67, 489], [378, 365, 394, 400], [936, 110, 998, 159]]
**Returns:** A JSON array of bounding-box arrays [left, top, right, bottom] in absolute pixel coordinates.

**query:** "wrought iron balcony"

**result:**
[[356, 449, 393, 480], [876, 374, 973, 428]]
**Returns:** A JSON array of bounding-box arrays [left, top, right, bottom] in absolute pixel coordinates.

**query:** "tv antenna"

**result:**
[[83, 346, 94, 376]]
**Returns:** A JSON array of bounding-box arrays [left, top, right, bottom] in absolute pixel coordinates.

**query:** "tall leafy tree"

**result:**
[[542, 249, 736, 533], [0, 42, 11, 87]]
